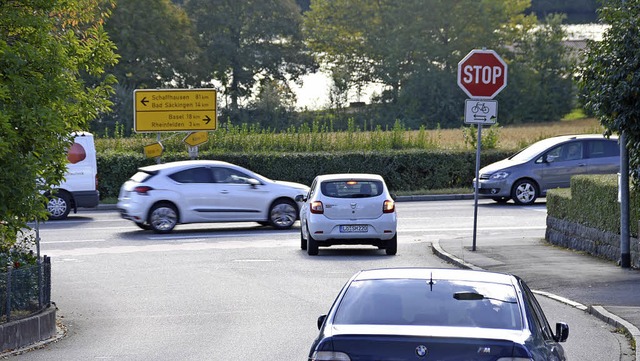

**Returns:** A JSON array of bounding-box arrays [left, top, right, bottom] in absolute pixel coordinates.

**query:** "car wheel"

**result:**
[[307, 230, 319, 256], [135, 222, 152, 231], [511, 179, 538, 205], [269, 199, 297, 229], [385, 235, 398, 256], [300, 228, 307, 250], [47, 192, 72, 220], [148, 203, 178, 233]]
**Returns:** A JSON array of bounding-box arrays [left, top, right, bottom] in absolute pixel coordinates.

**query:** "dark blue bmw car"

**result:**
[[308, 268, 568, 361]]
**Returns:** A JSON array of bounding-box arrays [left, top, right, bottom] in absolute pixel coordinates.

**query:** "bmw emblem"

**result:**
[[415, 345, 428, 358]]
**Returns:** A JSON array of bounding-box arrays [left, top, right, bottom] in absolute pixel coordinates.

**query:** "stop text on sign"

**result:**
[[457, 49, 507, 99], [461, 65, 503, 85]]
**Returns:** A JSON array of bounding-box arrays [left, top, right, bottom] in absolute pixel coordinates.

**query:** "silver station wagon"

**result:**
[[475, 134, 620, 205]]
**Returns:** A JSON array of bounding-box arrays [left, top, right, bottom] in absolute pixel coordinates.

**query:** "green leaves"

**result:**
[[0, 1, 117, 248], [579, 0, 640, 179]]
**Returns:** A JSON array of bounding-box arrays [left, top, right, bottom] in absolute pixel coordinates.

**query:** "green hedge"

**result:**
[[547, 174, 640, 237], [97, 149, 511, 199]]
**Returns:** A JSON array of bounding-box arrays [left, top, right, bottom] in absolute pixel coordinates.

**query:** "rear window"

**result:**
[[320, 180, 383, 198], [130, 171, 155, 183], [333, 279, 523, 330]]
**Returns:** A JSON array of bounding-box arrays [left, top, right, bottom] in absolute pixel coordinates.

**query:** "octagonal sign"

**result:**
[[457, 49, 507, 99]]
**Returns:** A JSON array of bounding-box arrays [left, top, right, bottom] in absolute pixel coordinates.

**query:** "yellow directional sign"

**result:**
[[143, 142, 164, 158], [183, 131, 209, 147], [134, 89, 217, 132]]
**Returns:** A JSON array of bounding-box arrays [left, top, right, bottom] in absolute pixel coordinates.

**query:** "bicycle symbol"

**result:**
[[471, 102, 490, 114]]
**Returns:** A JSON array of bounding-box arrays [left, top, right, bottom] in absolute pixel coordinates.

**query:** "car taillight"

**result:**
[[383, 199, 395, 213], [310, 201, 324, 214], [95, 174, 99, 189], [311, 351, 351, 361], [133, 186, 153, 195]]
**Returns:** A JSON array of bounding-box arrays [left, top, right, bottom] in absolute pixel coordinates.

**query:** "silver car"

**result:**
[[297, 174, 397, 256], [117, 160, 309, 233], [475, 134, 620, 205]]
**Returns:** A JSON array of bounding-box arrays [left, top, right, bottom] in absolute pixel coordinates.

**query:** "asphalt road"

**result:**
[[7, 200, 633, 360]]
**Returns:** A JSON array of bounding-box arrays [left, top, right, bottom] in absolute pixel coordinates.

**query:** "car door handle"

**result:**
[[220, 190, 229, 194], [578, 163, 587, 167]]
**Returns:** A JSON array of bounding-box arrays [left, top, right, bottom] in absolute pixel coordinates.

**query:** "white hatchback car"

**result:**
[[117, 160, 309, 233], [296, 174, 397, 256]]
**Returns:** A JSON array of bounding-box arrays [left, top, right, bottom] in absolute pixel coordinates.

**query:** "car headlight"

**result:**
[[489, 171, 510, 180], [311, 351, 351, 361]]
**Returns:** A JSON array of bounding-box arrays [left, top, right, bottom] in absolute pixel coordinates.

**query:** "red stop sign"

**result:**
[[457, 49, 507, 99]]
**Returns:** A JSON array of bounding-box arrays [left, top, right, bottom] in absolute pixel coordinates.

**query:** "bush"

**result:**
[[97, 149, 512, 199], [547, 174, 640, 237]]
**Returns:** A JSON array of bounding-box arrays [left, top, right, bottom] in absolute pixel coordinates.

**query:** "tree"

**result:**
[[579, 0, 640, 179], [499, 13, 575, 124], [98, 0, 200, 136], [0, 0, 118, 251], [304, 0, 537, 126], [184, 0, 317, 117]]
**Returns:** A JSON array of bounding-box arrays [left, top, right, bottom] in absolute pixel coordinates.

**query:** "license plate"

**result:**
[[340, 225, 368, 233]]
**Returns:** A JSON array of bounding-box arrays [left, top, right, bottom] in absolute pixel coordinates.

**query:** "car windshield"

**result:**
[[333, 279, 523, 330], [509, 138, 568, 162], [321, 180, 383, 198]]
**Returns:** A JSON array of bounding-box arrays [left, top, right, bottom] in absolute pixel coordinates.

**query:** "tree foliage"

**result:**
[[304, 0, 576, 128], [185, 0, 317, 116], [0, 0, 118, 247], [97, 0, 200, 136], [579, 0, 640, 179], [500, 13, 575, 123]]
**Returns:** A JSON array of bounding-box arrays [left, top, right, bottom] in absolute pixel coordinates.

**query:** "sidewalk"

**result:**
[[432, 234, 640, 361]]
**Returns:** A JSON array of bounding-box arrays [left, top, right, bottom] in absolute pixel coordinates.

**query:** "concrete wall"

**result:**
[[0, 306, 56, 353], [546, 216, 640, 269]]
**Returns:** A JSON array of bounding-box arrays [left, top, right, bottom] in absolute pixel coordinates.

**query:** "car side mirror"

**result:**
[[317, 315, 327, 330], [247, 178, 260, 187], [295, 194, 306, 202], [554, 322, 569, 342]]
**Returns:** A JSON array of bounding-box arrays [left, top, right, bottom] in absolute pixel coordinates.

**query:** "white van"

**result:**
[[46, 132, 100, 220]]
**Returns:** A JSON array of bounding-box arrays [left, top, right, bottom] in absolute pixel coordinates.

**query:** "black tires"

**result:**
[[269, 199, 298, 229], [47, 192, 72, 220], [307, 231, 319, 256], [148, 203, 178, 233], [385, 235, 398, 256], [511, 179, 538, 205]]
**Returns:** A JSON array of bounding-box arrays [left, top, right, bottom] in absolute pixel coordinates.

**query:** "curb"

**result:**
[[431, 239, 639, 361]]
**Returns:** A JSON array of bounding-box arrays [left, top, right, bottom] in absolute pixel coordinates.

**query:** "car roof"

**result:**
[[352, 267, 517, 286], [315, 173, 385, 182], [138, 160, 234, 172], [537, 134, 618, 144]]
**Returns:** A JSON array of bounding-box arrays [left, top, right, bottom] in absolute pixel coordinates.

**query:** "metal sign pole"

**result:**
[[472, 125, 482, 251]]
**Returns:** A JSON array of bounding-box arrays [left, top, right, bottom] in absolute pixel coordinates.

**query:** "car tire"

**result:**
[[511, 179, 538, 205], [385, 235, 398, 256], [47, 192, 72, 220], [269, 199, 297, 229], [307, 231, 319, 256], [135, 222, 152, 231], [300, 228, 307, 250], [148, 202, 178, 233], [492, 197, 509, 204]]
